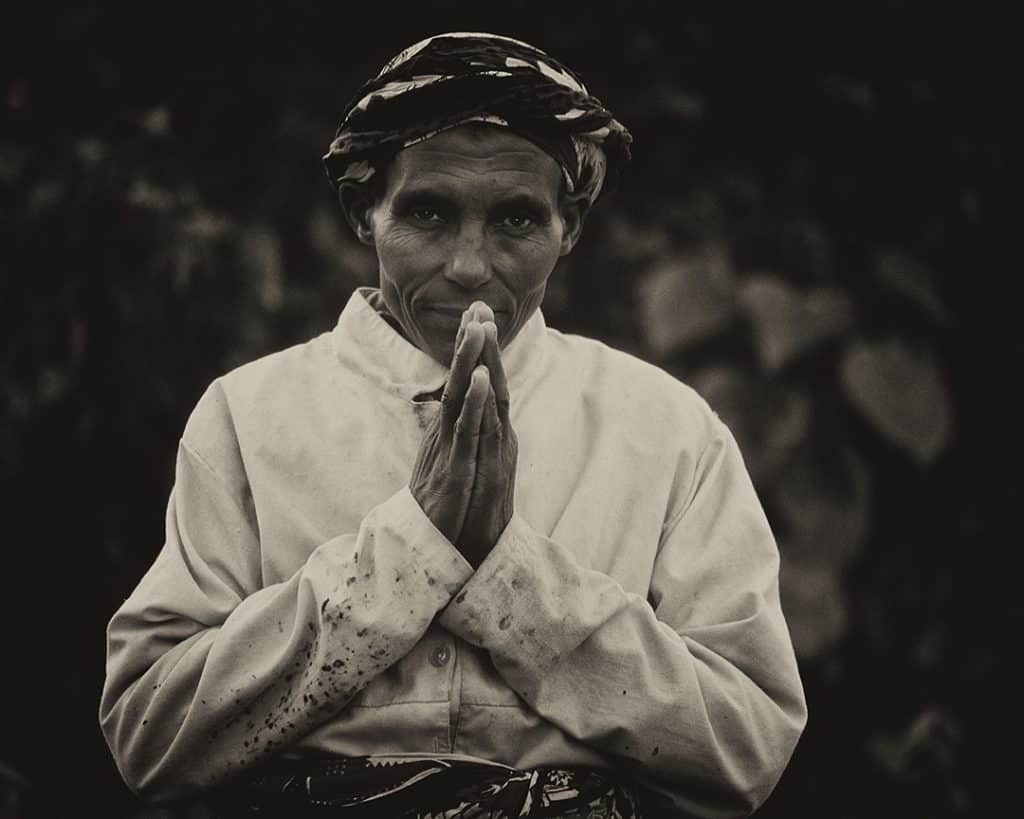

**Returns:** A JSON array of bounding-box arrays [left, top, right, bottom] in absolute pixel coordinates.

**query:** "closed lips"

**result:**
[[423, 305, 506, 316]]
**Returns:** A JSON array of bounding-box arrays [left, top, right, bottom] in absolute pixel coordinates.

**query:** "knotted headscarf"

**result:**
[[323, 32, 632, 205]]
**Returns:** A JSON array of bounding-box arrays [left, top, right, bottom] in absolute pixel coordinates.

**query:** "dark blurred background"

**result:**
[[1, 2, 1018, 816]]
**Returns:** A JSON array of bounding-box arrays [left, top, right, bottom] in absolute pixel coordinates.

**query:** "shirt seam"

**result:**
[[348, 700, 450, 708], [659, 417, 726, 541], [450, 648, 463, 749], [347, 700, 525, 709], [179, 437, 256, 528], [459, 701, 527, 708]]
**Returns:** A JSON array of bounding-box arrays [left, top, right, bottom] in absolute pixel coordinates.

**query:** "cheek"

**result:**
[[494, 236, 560, 341], [375, 228, 441, 290], [498, 234, 562, 289]]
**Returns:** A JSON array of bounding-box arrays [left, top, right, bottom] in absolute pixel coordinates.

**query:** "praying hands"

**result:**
[[409, 301, 518, 569]]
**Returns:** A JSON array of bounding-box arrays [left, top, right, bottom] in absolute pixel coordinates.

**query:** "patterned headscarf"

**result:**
[[323, 32, 632, 205]]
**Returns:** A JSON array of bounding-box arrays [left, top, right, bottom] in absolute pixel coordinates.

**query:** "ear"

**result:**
[[337, 182, 378, 247], [558, 190, 591, 256]]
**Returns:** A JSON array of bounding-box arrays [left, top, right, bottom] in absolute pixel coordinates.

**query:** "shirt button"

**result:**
[[430, 644, 451, 667]]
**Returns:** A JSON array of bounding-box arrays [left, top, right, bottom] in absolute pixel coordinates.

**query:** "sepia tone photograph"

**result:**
[[0, 2, 1016, 817]]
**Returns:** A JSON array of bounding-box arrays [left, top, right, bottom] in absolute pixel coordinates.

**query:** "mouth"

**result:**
[[420, 304, 508, 320]]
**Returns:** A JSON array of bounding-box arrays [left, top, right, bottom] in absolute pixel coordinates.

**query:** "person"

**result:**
[[100, 32, 806, 818]]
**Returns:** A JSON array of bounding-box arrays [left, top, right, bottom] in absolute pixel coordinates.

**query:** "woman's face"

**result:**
[[351, 125, 586, 365]]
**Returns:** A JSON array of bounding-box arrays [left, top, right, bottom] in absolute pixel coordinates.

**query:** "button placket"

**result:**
[[430, 642, 451, 667], [427, 638, 456, 753]]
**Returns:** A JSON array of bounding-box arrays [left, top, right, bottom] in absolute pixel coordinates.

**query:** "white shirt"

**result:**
[[100, 289, 806, 816]]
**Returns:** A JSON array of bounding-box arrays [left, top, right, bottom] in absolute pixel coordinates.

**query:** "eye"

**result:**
[[499, 213, 536, 232], [410, 207, 445, 225]]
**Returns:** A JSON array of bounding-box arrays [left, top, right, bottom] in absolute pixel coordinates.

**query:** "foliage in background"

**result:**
[[1, 3, 1017, 817]]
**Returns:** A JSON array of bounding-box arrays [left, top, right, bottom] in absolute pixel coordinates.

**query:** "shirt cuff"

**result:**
[[437, 512, 626, 671], [367, 486, 475, 598]]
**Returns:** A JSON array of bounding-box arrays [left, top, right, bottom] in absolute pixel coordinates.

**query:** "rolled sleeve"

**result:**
[[100, 436, 472, 801], [441, 422, 807, 817], [438, 513, 626, 673]]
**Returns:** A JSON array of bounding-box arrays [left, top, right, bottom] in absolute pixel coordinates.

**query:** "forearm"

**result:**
[[439, 514, 806, 816], [101, 486, 471, 801]]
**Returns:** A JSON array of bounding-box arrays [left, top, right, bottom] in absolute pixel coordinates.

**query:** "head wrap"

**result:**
[[323, 32, 632, 205]]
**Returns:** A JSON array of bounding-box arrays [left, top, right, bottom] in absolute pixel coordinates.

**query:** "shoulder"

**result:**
[[182, 331, 336, 451], [543, 327, 722, 444]]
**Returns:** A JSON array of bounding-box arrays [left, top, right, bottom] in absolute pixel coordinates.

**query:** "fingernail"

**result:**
[[482, 321, 498, 341]]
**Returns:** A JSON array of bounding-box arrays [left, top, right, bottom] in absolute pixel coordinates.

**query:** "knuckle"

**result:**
[[454, 419, 477, 440]]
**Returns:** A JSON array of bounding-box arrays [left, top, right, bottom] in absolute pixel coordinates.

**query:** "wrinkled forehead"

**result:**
[[375, 124, 567, 207], [391, 125, 562, 186]]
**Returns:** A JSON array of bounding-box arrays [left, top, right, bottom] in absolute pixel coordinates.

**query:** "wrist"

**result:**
[[410, 484, 459, 545]]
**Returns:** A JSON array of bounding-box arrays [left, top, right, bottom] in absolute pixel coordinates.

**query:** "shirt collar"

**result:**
[[332, 287, 549, 400]]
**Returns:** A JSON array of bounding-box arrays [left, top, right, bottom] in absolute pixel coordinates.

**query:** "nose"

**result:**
[[445, 222, 491, 289]]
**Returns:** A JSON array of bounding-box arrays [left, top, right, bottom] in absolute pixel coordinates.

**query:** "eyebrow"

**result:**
[[492, 193, 552, 216], [391, 187, 553, 217], [392, 188, 451, 208]]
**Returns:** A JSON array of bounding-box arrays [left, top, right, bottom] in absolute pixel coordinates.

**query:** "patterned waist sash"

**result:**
[[217, 754, 641, 818]]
